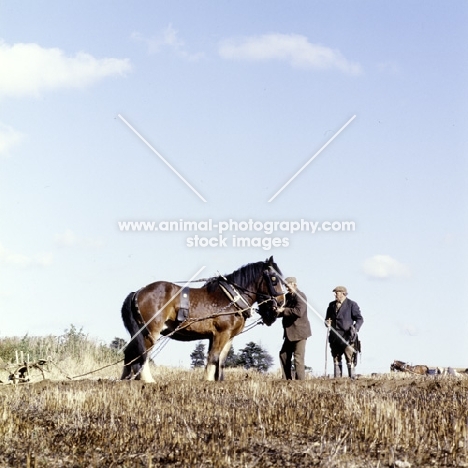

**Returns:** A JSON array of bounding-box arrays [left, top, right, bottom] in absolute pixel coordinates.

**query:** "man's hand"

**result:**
[[325, 319, 332, 328], [275, 305, 285, 316]]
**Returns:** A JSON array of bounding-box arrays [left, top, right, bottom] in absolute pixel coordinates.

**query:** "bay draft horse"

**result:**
[[121, 256, 285, 382]]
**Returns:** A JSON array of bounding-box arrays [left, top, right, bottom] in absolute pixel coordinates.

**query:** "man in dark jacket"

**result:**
[[325, 286, 363, 378], [276, 277, 312, 380]]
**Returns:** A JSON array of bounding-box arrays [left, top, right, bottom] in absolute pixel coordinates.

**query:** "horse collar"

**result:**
[[218, 280, 251, 312]]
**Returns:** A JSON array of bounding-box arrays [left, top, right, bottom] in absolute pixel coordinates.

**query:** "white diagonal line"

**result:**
[[268, 114, 356, 202], [119, 265, 206, 353], [118, 114, 207, 203], [296, 291, 354, 351], [278, 274, 354, 351]]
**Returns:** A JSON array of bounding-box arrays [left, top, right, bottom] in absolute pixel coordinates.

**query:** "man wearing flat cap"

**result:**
[[276, 277, 312, 380], [325, 286, 363, 378]]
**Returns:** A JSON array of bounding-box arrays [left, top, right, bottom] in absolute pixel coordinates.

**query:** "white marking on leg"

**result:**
[[219, 338, 233, 364], [140, 362, 156, 383], [218, 338, 233, 381], [205, 364, 216, 381]]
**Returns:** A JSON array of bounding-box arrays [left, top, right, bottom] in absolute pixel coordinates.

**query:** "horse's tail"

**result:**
[[121, 292, 147, 378]]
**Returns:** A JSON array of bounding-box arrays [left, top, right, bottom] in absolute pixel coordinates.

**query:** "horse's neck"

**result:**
[[227, 262, 264, 303], [232, 280, 257, 305]]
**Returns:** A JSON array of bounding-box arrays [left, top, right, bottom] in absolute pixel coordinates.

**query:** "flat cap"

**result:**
[[333, 286, 348, 294], [285, 277, 297, 284]]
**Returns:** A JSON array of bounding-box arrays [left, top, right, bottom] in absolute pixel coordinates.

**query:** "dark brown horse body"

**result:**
[[121, 257, 284, 382]]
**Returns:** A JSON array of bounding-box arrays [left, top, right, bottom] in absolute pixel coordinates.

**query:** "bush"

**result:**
[[0, 325, 127, 380]]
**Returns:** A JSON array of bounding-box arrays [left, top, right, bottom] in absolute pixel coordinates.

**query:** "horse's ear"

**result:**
[[268, 256, 274, 265]]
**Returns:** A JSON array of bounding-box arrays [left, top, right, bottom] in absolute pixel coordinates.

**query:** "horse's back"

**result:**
[[141, 280, 181, 294]]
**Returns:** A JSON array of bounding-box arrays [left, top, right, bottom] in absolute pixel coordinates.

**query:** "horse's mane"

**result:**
[[205, 259, 282, 293]]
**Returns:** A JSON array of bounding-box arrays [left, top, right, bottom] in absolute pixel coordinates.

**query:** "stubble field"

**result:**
[[1, 366, 467, 468]]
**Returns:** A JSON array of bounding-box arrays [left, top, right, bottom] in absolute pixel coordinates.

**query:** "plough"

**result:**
[[0, 358, 48, 384]]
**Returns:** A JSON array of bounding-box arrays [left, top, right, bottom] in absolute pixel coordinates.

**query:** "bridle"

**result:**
[[219, 262, 285, 308], [256, 265, 286, 309]]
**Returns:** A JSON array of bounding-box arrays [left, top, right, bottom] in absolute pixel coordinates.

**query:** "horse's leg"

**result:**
[[121, 365, 132, 380], [217, 338, 233, 381], [121, 292, 147, 380], [204, 337, 217, 381], [136, 335, 159, 383], [205, 332, 232, 381], [137, 287, 176, 383], [139, 361, 156, 382]]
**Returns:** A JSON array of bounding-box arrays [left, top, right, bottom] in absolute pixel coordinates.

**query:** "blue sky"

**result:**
[[1, 1, 467, 375]]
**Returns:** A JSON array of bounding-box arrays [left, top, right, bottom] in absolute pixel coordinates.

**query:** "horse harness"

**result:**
[[174, 265, 283, 322], [217, 265, 284, 319], [217, 280, 252, 317], [128, 290, 150, 340], [175, 280, 255, 322], [176, 287, 190, 321], [130, 264, 283, 331]]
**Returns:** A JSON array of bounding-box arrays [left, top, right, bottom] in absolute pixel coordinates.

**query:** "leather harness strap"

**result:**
[[218, 281, 252, 317], [177, 286, 190, 321], [131, 291, 151, 339]]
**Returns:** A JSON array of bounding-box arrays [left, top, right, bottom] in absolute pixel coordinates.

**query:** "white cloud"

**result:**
[[0, 123, 23, 157], [0, 242, 52, 268], [219, 33, 362, 75], [131, 25, 205, 62], [55, 229, 103, 248], [362, 254, 410, 279], [0, 40, 132, 99]]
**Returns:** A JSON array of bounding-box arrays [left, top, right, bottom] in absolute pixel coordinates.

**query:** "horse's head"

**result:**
[[390, 360, 406, 372], [256, 256, 286, 326], [206, 256, 285, 325]]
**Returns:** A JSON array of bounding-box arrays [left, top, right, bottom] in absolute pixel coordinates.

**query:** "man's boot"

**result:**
[[347, 364, 355, 379], [334, 363, 342, 378]]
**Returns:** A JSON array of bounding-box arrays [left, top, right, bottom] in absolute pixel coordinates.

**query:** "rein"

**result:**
[[119, 259, 284, 381], [66, 297, 273, 382], [174, 266, 284, 319], [120, 297, 272, 379], [227, 269, 285, 299]]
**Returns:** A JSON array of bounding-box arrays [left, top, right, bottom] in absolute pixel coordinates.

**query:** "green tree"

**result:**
[[110, 337, 126, 351], [190, 342, 206, 368], [60, 325, 88, 359], [237, 342, 274, 372]]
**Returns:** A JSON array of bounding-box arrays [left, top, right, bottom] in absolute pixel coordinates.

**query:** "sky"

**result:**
[[1, 1, 467, 375]]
